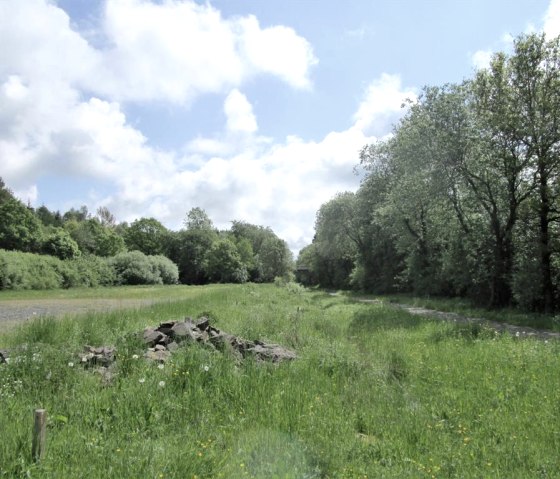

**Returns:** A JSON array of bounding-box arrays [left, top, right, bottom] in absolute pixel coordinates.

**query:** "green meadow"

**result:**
[[0, 284, 559, 478]]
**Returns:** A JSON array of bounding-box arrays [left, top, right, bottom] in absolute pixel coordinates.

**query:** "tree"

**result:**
[[66, 218, 126, 257], [0, 198, 42, 252], [184, 207, 214, 231], [42, 228, 81, 260], [96, 206, 117, 228], [124, 217, 170, 256], [205, 238, 248, 283], [259, 237, 293, 282]]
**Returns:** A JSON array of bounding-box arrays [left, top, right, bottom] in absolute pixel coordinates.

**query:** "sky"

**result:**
[[1, 0, 559, 254]]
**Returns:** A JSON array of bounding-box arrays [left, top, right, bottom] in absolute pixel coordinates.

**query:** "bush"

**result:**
[[0, 250, 64, 289], [66, 255, 116, 287], [148, 255, 179, 285], [108, 251, 179, 285]]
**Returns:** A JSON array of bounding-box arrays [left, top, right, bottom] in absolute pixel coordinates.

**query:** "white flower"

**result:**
[[515, 332, 520, 337], [132, 354, 139, 360], [139, 378, 145, 384], [158, 381, 165, 388], [203, 365, 210, 372], [68, 362, 74, 367], [157, 363, 164, 370]]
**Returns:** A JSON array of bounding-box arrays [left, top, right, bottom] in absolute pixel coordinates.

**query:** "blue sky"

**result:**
[[1, 0, 558, 252]]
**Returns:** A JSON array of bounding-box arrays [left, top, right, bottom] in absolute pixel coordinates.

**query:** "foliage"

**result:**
[[108, 251, 178, 285], [66, 218, 126, 257], [304, 33, 560, 313], [205, 238, 248, 283], [124, 217, 170, 256], [0, 198, 42, 252], [42, 228, 81, 260]]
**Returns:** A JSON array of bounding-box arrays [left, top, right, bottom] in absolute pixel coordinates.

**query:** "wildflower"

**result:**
[[203, 365, 210, 372], [68, 362, 74, 367], [515, 331, 520, 337], [139, 378, 146, 384], [132, 354, 139, 360], [158, 363, 164, 370], [158, 380, 165, 388]]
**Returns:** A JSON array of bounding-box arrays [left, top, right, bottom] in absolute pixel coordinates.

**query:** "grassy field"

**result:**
[[0, 284, 559, 478]]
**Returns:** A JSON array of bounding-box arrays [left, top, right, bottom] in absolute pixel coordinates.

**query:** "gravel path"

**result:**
[[0, 298, 158, 331], [356, 298, 560, 340]]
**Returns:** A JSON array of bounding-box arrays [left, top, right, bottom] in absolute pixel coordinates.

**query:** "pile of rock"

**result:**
[[0, 349, 9, 364], [80, 346, 117, 367], [142, 316, 297, 363]]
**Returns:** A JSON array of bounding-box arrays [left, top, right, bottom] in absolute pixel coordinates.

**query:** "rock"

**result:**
[[144, 349, 171, 362], [0, 349, 8, 364], [143, 328, 164, 346], [154, 344, 167, 351], [167, 341, 180, 352], [196, 317, 210, 331], [80, 345, 116, 367], [170, 321, 195, 338]]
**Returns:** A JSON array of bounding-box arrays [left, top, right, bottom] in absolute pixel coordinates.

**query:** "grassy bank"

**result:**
[[1, 284, 559, 478]]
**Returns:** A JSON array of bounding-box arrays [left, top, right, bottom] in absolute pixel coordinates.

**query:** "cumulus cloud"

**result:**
[[98, 0, 317, 102], [0, 0, 413, 252], [544, 0, 560, 37], [224, 89, 258, 134], [353, 73, 416, 136]]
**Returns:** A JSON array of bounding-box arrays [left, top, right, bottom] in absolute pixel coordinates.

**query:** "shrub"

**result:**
[[66, 255, 116, 287], [0, 250, 64, 289], [148, 255, 179, 285], [109, 251, 161, 285]]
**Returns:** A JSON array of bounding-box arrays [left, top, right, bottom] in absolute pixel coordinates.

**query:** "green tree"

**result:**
[[205, 238, 248, 283], [124, 217, 170, 256], [42, 228, 81, 260], [0, 198, 42, 252]]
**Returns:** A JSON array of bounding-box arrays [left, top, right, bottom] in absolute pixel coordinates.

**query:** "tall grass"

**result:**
[[1, 284, 559, 478]]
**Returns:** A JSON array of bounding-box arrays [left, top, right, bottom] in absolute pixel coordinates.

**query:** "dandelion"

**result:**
[[68, 362, 74, 367], [158, 380, 166, 388], [515, 331, 520, 337], [139, 378, 146, 384], [203, 365, 210, 372], [132, 354, 139, 360], [158, 363, 164, 370]]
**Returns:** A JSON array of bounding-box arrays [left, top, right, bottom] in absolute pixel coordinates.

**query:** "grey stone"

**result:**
[[144, 349, 171, 362]]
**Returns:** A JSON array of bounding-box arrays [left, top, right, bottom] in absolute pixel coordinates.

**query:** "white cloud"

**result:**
[[544, 0, 560, 38], [0, 0, 412, 252], [224, 89, 258, 133], [97, 0, 316, 102], [471, 49, 493, 70], [353, 73, 416, 135]]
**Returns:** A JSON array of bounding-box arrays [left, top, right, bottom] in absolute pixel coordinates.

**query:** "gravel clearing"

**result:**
[[0, 298, 158, 331]]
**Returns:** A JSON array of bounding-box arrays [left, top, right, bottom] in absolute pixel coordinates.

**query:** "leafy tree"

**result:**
[[167, 228, 217, 284], [42, 228, 81, 260], [0, 198, 42, 252], [0, 178, 15, 204], [66, 218, 125, 257], [36, 205, 63, 227], [124, 217, 170, 256], [184, 207, 214, 231], [205, 238, 248, 283], [259, 236, 293, 282], [96, 206, 117, 228]]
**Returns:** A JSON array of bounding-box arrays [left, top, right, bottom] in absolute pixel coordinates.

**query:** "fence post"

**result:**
[[32, 409, 47, 462]]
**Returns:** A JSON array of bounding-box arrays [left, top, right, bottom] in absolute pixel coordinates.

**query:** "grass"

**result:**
[[345, 291, 560, 332], [1, 284, 559, 478]]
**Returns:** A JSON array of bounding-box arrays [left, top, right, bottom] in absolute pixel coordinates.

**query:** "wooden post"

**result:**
[[32, 409, 47, 462]]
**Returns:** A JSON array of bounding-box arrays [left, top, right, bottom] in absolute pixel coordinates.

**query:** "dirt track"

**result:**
[[0, 298, 158, 330], [356, 298, 560, 341]]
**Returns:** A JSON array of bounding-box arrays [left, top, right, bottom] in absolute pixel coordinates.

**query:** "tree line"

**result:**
[[0, 180, 293, 289], [298, 33, 560, 313]]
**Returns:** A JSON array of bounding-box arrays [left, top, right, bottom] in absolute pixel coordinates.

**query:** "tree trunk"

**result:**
[[538, 169, 555, 312]]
